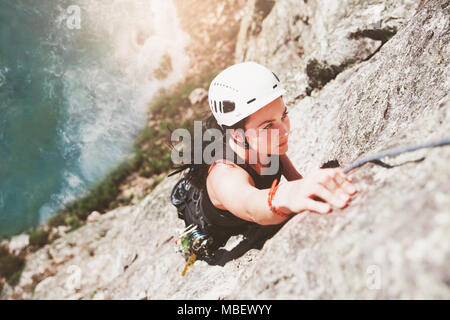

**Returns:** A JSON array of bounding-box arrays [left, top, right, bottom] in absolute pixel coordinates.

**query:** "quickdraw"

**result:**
[[175, 224, 210, 276], [181, 253, 197, 277]]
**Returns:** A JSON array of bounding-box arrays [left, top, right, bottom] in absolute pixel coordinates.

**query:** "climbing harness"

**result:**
[[343, 137, 450, 173]]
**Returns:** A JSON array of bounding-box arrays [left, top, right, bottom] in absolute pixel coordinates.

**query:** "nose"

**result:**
[[279, 123, 289, 137]]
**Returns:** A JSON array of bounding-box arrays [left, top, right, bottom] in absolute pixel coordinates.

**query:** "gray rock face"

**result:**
[[236, 0, 423, 102], [4, 0, 449, 299], [7, 234, 29, 255]]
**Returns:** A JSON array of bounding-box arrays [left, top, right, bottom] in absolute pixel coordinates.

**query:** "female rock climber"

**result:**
[[170, 61, 357, 264]]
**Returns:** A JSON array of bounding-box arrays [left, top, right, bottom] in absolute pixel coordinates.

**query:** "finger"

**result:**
[[330, 168, 356, 194], [311, 184, 349, 208], [304, 198, 331, 214], [334, 170, 346, 185], [341, 180, 357, 195], [329, 170, 356, 196], [331, 167, 351, 183], [318, 171, 339, 192], [319, 168, 345, 186]]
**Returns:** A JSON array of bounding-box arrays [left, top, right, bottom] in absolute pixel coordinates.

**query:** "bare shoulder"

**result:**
[[206, 160, 255, 211]]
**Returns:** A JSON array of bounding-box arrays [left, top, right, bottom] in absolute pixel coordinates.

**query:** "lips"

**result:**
[[279, 139, 288, 146]]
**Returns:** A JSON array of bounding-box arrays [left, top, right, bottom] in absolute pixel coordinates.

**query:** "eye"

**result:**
[[263, 111, 289, 130]]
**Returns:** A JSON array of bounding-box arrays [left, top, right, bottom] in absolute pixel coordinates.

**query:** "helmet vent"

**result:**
[[272, 72, 280, 82], [222, 100, 235, 113], [213, 82, 238, 92], [210, 63, 284, 125]]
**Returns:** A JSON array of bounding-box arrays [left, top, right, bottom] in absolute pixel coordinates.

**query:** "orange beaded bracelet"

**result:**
[[268, 179, 289, 218]]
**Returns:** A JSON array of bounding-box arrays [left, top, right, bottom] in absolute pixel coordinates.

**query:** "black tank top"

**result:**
[[200, 146, 283, 231]]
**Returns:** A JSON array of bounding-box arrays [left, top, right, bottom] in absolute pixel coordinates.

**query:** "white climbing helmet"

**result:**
[[208, 61, 286, 127]]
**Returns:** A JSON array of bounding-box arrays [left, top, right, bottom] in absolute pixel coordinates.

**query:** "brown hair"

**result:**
[[168, 113, 248, 190]]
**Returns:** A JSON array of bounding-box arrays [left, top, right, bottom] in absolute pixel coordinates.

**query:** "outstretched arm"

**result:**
[[208, 163, 356, 226], [280, 154, 303, 181]]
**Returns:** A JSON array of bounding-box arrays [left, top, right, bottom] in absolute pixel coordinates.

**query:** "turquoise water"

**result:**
[[0, 0, 189, 236]]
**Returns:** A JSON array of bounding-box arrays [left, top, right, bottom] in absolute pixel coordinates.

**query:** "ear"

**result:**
[[229, 128, 245, 143]]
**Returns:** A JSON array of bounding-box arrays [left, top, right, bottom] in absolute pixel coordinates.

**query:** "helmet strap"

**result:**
[[243, 136, 252, 150]]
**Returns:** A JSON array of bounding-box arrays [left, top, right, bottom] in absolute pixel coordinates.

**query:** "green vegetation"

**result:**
[[0, 247, 25, 286], [56, 160, 136, 220], [29, 230, 50, 248], [154, 53, 173, 80], [150, 70, 216, 117]]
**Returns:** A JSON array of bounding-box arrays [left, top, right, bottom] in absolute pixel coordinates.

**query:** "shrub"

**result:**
[[29, 230, 50, 247], [64, 215, 81, 232], [6, 266, 25, 286], [47, 213, 67, 228], [0, 247, 25, 286]]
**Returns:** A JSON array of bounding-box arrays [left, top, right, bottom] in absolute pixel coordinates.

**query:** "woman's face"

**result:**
[[241, 97, 290, 155]]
